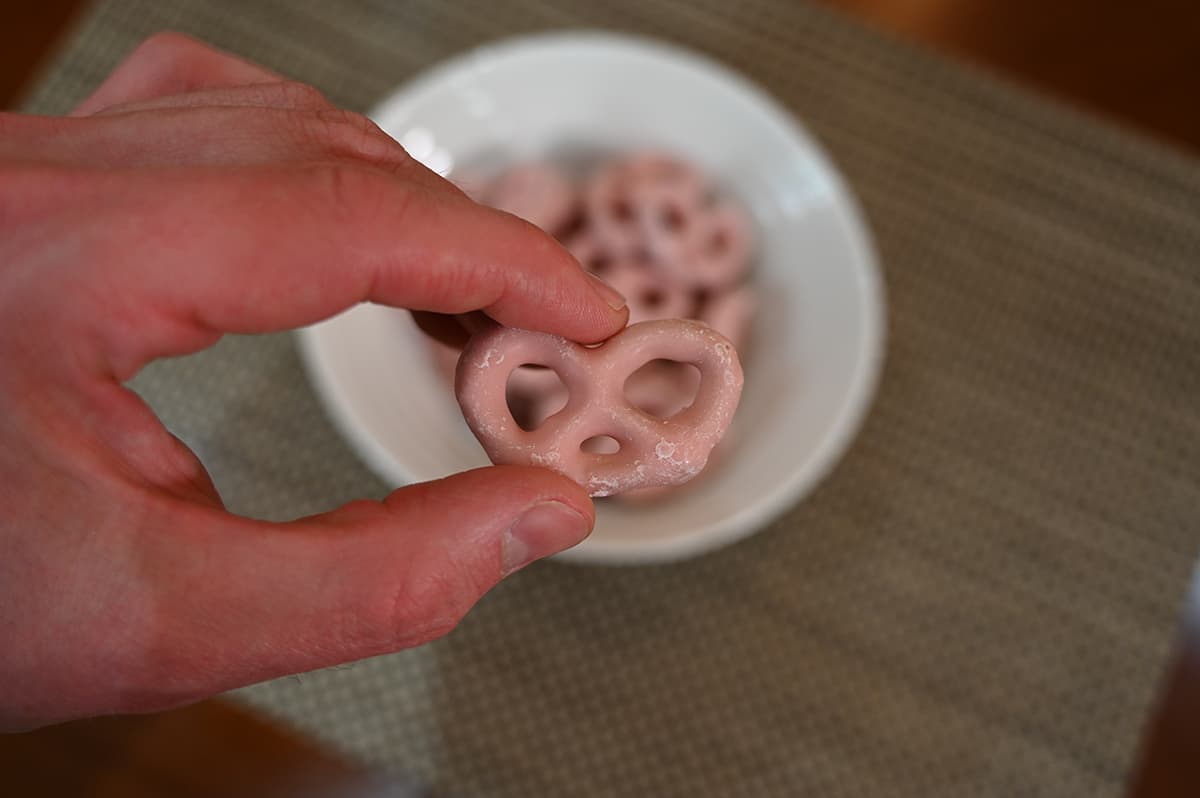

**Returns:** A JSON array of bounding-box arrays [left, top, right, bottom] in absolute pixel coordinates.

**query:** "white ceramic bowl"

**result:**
[[297, 32, 885, 565]]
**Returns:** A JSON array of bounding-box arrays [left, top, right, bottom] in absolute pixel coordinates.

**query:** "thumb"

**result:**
[[129, 466, 592, 708]]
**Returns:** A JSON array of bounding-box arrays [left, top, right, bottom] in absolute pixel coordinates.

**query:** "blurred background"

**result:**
[[2, 1, 1197, 796], [8, 0, 1200, 150]]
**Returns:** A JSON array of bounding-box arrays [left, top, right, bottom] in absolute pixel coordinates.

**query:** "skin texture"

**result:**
[[0, 32, 628, 731]]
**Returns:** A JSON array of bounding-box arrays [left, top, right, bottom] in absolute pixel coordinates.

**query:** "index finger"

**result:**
[[51, 161, 628, 380]]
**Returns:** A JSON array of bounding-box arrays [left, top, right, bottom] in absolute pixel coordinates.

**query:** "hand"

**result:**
[[0, 32, 628, 731]]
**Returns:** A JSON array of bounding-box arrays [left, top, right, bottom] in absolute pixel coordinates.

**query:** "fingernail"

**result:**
[[502, 501, 590, 577], [587, 272, 627, 311]]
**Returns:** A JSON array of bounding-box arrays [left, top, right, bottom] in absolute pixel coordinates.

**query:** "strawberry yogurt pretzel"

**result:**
[[626, 180, 701, 268], [602, 257, 693, 325], [618, 436, 733, 505], [640, 199, 753, 290], [566, 230, 694, 325], [482, 162, 577, 235], [564, 229, 615, 276], [699, 282, 758, 352], [584, 154, 708, 258], [583, 154, 752, 290], [455, 319, 743, 496]]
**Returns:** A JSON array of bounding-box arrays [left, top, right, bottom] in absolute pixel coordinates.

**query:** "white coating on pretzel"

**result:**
[[617, 433, 736, 505], [455, 320, 743, 496]]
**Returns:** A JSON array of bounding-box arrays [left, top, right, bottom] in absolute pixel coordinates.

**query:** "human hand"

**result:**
[[0, 32, 628, 731]]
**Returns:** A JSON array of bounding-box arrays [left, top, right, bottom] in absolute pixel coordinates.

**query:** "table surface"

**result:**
[[1, 2, 1197, 797]]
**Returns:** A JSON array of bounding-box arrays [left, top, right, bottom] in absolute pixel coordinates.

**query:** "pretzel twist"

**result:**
[[455, 320, 743, 496]]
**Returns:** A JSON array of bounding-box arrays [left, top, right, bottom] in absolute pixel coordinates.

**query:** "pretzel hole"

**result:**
[[555, 208, 585, 241], [612, 197, 635, 222], [506, 365, 568, 432], [641, 289, 666, 309], [624, 360, 702, 420], [581, 435, 621, 455], [660, 204, 687, 233], [586, 252, 612, 274]]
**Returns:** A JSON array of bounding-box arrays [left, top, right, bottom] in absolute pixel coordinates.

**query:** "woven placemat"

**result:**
[[24, 1, 1200, 796]]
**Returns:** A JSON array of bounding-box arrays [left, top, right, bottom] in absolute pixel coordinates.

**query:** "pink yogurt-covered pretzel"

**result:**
[[602, 257, 693, 325], [584, 154, 708, 258], [621, 152, 710, 196], [432, 340, 569, 432], [455, 320, 743, 496], [564, 230, 616, 276], [618, 435, 735, 505], [643, 201, 753, 290], [628, 180, 704, 267], [482, 162, 577, 235], [699, 282, 758, 352]]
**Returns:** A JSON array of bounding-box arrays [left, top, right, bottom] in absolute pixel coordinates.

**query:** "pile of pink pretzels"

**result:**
[[449, 154, 758, 498]]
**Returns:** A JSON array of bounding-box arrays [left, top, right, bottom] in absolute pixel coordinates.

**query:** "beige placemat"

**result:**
[[24, 1, 1200, 796]]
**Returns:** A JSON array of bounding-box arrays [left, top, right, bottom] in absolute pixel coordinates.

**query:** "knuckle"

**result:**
[[271, 79, 330, 109], [376, 568, 478, 648], [136, 30, 197, 57], [354, 499, 497, 650], [296, 107, 409, 168], [131, 31, 208, 73]]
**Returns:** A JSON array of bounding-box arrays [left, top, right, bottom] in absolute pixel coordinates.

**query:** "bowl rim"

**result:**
[[297, 30, 887, 565]]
